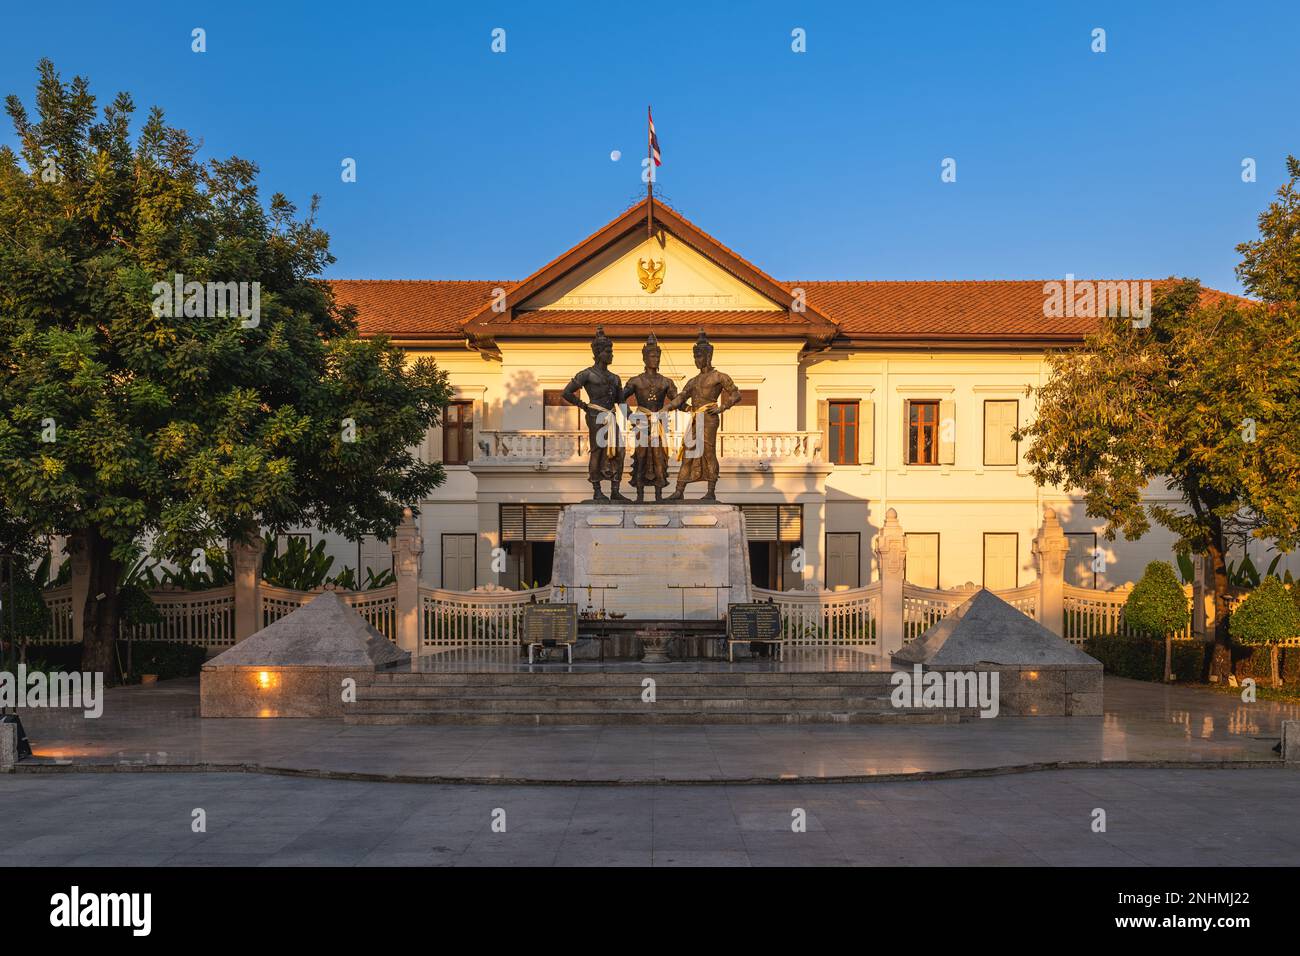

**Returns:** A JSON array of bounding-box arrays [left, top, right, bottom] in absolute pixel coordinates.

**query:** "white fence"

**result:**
[[752, 584, 879, 647], [259, 583, 398, 641], [1063, 583, 1195, 646], [123, 585, 237, 646], [420, 585, 552, 648], [39, 585, 77, 645]]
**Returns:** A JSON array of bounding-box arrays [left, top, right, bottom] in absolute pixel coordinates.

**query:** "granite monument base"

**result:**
[[893, 589, 1104, 717], [201, 591, 408, 718], [551, 501, 753, 626]]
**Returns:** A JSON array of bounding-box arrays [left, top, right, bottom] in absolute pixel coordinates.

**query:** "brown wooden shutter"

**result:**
[[938, 399, 956, 465], [525, 505, 560, 543], [902, 399, 911, 465], [778, 505, 802, 543], [860, 399, 874, 465], [500, 504, 525, 542], [817, 400, 829, 462], [741, 505, 778, 541]]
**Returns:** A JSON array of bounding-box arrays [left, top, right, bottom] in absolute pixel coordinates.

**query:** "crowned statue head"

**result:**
[[590, 325, 613, 364], [642, 331, 661, 370], [692, 328, 713, 369]]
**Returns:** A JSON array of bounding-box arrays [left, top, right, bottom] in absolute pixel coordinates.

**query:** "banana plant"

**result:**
[[261, 533, 335, 590]]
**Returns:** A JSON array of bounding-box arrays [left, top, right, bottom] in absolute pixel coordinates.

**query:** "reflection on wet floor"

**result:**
[[410, 645, 893, 673], [12, 675, 1295, 778]]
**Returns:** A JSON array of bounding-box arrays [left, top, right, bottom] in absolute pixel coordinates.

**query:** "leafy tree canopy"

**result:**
[[1123, 561, 1190, 636], [0, 61, 451, 674], [1228, 578, 1300, 646]]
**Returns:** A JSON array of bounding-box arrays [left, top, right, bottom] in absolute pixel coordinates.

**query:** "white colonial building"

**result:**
[[304, 199, 1290, 595]]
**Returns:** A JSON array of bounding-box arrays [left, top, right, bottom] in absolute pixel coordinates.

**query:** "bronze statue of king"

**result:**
[[664, 330, 740, 502], [562, 326, 628, 501], [620, 332, 678, 503]]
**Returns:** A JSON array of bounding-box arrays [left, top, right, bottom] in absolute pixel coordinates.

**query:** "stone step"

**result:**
[[347, 695, 907, 714], [367, 671, 898, 687], [344, 710, 964, 726], [355, 683, 893, 700]]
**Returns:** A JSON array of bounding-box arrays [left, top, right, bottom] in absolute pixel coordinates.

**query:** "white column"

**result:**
[[1031, 506, 1069, 636], [392, 508, 424, 655], [232, 536, 264, 642], [874, 508, 906, 656]]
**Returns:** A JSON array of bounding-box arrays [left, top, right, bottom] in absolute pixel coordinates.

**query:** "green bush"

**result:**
[[20, 640, 208, 682], [1085, 635, 1204, 683], [122, 641, 208, 681], [1124, 561, 1191, 682], [1229, 578, 1300, 687], [1124, 562, 1190, 635]]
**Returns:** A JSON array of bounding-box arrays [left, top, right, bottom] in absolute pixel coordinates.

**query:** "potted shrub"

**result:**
[[1123, 561, 1190, 683], [1229, 577, 1300, 688]]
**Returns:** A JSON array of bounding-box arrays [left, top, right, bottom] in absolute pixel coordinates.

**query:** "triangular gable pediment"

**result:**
[[463, 199, 837, 342], [519, 231, 783, 312]]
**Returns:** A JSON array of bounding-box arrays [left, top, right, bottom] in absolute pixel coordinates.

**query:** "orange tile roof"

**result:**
[[328, 205, 1237, 345], [331, 279, 505, 338]]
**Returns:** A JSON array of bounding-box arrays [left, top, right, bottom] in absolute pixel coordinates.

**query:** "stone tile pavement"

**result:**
[[10, 677, 1295, 783], [2, 768, 1298, 866]]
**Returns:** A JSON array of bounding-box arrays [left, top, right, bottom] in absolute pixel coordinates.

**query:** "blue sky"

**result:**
[[3, 1, 1297, 293]]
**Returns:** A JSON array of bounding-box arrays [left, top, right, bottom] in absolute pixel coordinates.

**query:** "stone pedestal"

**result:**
[[636, 627, 675, 663], [552, 502, 752, 623]]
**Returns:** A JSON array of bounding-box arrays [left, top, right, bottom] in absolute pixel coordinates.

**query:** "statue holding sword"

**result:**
[[562, 326, 628, 501], [663, 330, 740, 502]]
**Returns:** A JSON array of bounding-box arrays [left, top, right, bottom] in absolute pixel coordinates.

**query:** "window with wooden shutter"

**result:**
[[827, 400, 858, 464], [1066, 532, 1098, 588], [741, 505, 802, 544], [907, 400, 940, 465], [443, 401, 474, 464], [499, 504, 560, 543], [983, 533, 1019, 590], [720, 390, 758, 433], [543, 390, 579, 431], [983, 399, 1018, 466], [825, 532, 860, 590], [904, 533, 940, 589]]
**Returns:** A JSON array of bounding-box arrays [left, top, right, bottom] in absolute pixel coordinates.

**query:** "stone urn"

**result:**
[[636, 628, 675, 664]]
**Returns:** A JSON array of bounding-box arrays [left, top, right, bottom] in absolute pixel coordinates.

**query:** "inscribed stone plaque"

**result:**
[[523, 603, 578, 645], [728, 602, 783, 641]]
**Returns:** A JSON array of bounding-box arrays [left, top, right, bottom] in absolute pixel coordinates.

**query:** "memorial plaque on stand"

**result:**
[[727, 602, 782, 641], [523, 603, 579, 647]]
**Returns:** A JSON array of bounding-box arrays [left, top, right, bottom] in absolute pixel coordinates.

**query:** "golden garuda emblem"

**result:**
[[637, 257, 666, 293]]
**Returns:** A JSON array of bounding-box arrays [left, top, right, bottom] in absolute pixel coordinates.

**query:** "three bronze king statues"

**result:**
[[562, 327, 741, 503]]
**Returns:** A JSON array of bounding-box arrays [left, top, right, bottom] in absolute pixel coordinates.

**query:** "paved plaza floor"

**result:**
[[11, 676, 1295, 782], [2, 768, 1298, 866]]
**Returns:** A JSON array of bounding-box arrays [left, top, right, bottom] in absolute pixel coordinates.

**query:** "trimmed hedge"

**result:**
[[1084, 636, 1205, 683], [18, 641, 208, 682], [1085, 635, 1299, 687]]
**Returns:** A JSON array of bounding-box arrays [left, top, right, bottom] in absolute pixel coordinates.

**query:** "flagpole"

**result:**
[[647, 105, 654, 240]]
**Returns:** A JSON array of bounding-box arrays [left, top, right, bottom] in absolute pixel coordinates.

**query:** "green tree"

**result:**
[[1018, 159, 1300, 681], [1229, 577, 1300, 688], [1123, 561, 1191, 683], [0, 61, 451, 682]]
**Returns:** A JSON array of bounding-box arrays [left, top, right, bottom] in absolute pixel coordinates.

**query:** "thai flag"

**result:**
[[648, 107, 662, 167]]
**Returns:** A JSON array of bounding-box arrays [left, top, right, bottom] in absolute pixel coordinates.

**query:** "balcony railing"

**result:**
[[476, 429, 823, 463]]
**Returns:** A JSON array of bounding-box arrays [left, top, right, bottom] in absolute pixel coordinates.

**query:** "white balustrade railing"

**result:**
[[1063, 583, 1196, 646], [752, 584, 880, 647], [40, 585, 77, 645], [478, 429, 823, 463], [123, 585, 237, 646], [902, 583, 978, 643], [420, 584, 552, 649]]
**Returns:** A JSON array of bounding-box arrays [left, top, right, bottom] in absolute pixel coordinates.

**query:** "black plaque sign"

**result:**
[[523, 603, 579, 646], [727, 602, 782, 641]]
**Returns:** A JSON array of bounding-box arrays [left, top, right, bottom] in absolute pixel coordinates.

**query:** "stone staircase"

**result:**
[[345, 670, 978, 725]]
